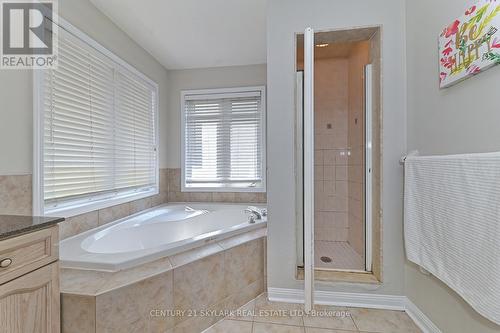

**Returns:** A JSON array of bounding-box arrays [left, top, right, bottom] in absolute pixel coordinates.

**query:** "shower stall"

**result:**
[[295, 27, 381, 290]]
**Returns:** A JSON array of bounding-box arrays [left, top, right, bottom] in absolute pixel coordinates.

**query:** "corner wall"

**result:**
[[405, 0, 500, 332], [267, 0, 407, 294]]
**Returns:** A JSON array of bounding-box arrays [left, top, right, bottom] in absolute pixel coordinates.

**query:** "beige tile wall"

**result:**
[[0, 174, 32, 216], [61, 237, 265, 333], [60, 169, 169, 240], [347, 41, 371, 258], [313, 58, 350, 242], [0, 168, 266, 240], [0, 170, 169, 240], [166, 169, 266, 204]]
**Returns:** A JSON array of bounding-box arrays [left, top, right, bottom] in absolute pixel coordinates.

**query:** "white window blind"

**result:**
[[182, 87, 266, 192], [40, 27, 158, 215]]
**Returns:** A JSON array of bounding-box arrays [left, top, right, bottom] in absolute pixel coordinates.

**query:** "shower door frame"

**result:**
[[365, 64, 373, 272], [303, 26, 315, 313], [298, 30, 376, 277]]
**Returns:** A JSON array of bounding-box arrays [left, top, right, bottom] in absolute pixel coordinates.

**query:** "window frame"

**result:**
[[33, 17, 159, 218], [181, 86, 266, 193]]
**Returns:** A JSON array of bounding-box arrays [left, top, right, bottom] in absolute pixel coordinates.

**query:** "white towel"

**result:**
[[404, 151, 500, 325]]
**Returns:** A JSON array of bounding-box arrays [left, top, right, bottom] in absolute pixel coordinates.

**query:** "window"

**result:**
[[182, 87, 266, 192], [34, 22, 159, 217]]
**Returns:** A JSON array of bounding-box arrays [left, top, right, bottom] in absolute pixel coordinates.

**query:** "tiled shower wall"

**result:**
[[347, 42, 370, 258], [0, 169, 266, 240], [313, 58, 350, 242]]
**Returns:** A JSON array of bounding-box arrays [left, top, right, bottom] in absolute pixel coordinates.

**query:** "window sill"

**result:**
[[43, 188, 159, 218], [181, 186, 266, 193]]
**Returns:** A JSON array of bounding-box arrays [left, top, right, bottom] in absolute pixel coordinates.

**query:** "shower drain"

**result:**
[[320, 256, 332, 263]]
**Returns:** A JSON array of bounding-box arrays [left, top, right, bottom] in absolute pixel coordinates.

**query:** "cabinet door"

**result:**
[[0, 262, 60, 333]]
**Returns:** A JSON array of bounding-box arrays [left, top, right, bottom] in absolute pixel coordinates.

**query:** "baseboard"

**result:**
[[268, 287, 406, 310], [267, 288, 441, 333], [405, 298, 443, 333]]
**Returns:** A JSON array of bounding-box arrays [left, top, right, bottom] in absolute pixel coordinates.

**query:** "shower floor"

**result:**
[[315, 240, 365, 271]]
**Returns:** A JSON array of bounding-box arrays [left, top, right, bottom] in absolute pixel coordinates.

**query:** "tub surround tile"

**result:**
[[173, 252, 226, 323], [151, 191, 168, 207], [0, 170, 170, 241], [224, 239, 264, 296], [60, 268, 109, 296], [130, 197, 153, 214], [0, 166, 266, 244], [98, 202, 132, 225], [59, 211, 98, 240], [61, 235, 266, 333], [211, 192, 236, 203], [167, 168, 181, 192], [60, 230, 266, 296], [169, 243, 224, 268], [55, 166, 264, 241], [234, 192, 266, 204], [97, 257, 174, 295], [61, 257, 174, 297], [59, 168, 169, 240], [224, 279, 264, 317], [0, 174, 32, 215], [166, 168, 266, 204], [160, 168, 170, 192], [217, 227, 267, 250], [61, 294, 96, 333], [188, 192, 214, 202], [96, 271, 174, 333]]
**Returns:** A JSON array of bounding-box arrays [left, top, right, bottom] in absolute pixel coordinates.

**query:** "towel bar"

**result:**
[[400, 150, 419, 165]]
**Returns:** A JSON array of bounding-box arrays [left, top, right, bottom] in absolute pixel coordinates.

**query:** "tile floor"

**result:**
[[315, 241, 364, 271], [203, 293, 422, 333]]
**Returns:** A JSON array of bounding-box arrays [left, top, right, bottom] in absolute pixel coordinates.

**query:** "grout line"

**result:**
[[349, 308, 361, 332]]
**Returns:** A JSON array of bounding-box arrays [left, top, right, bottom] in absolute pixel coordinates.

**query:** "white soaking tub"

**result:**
[[60, 203, 267, 271]]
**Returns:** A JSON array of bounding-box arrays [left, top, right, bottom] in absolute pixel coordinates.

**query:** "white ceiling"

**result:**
[[90, 0, 267, 70]]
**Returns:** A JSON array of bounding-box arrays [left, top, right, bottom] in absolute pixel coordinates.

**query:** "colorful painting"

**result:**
[[439, 0, 500, 88]]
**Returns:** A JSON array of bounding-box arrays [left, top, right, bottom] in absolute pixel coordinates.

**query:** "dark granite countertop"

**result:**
[[0, 215, 64, 241]]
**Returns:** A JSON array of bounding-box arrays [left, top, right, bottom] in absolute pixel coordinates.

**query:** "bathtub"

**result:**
[[59, 203, 267, 272]]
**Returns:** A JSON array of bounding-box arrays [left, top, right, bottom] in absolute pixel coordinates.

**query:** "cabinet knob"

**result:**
[[0, 258, 12, 268]]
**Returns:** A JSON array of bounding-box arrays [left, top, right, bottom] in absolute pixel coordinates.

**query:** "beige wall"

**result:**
[[406, 0, 500, 332], [165, 64, 267, 168], [347, 42, 370, 257], [267, 0, 407, 293], [0, 0, 169, 175]]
